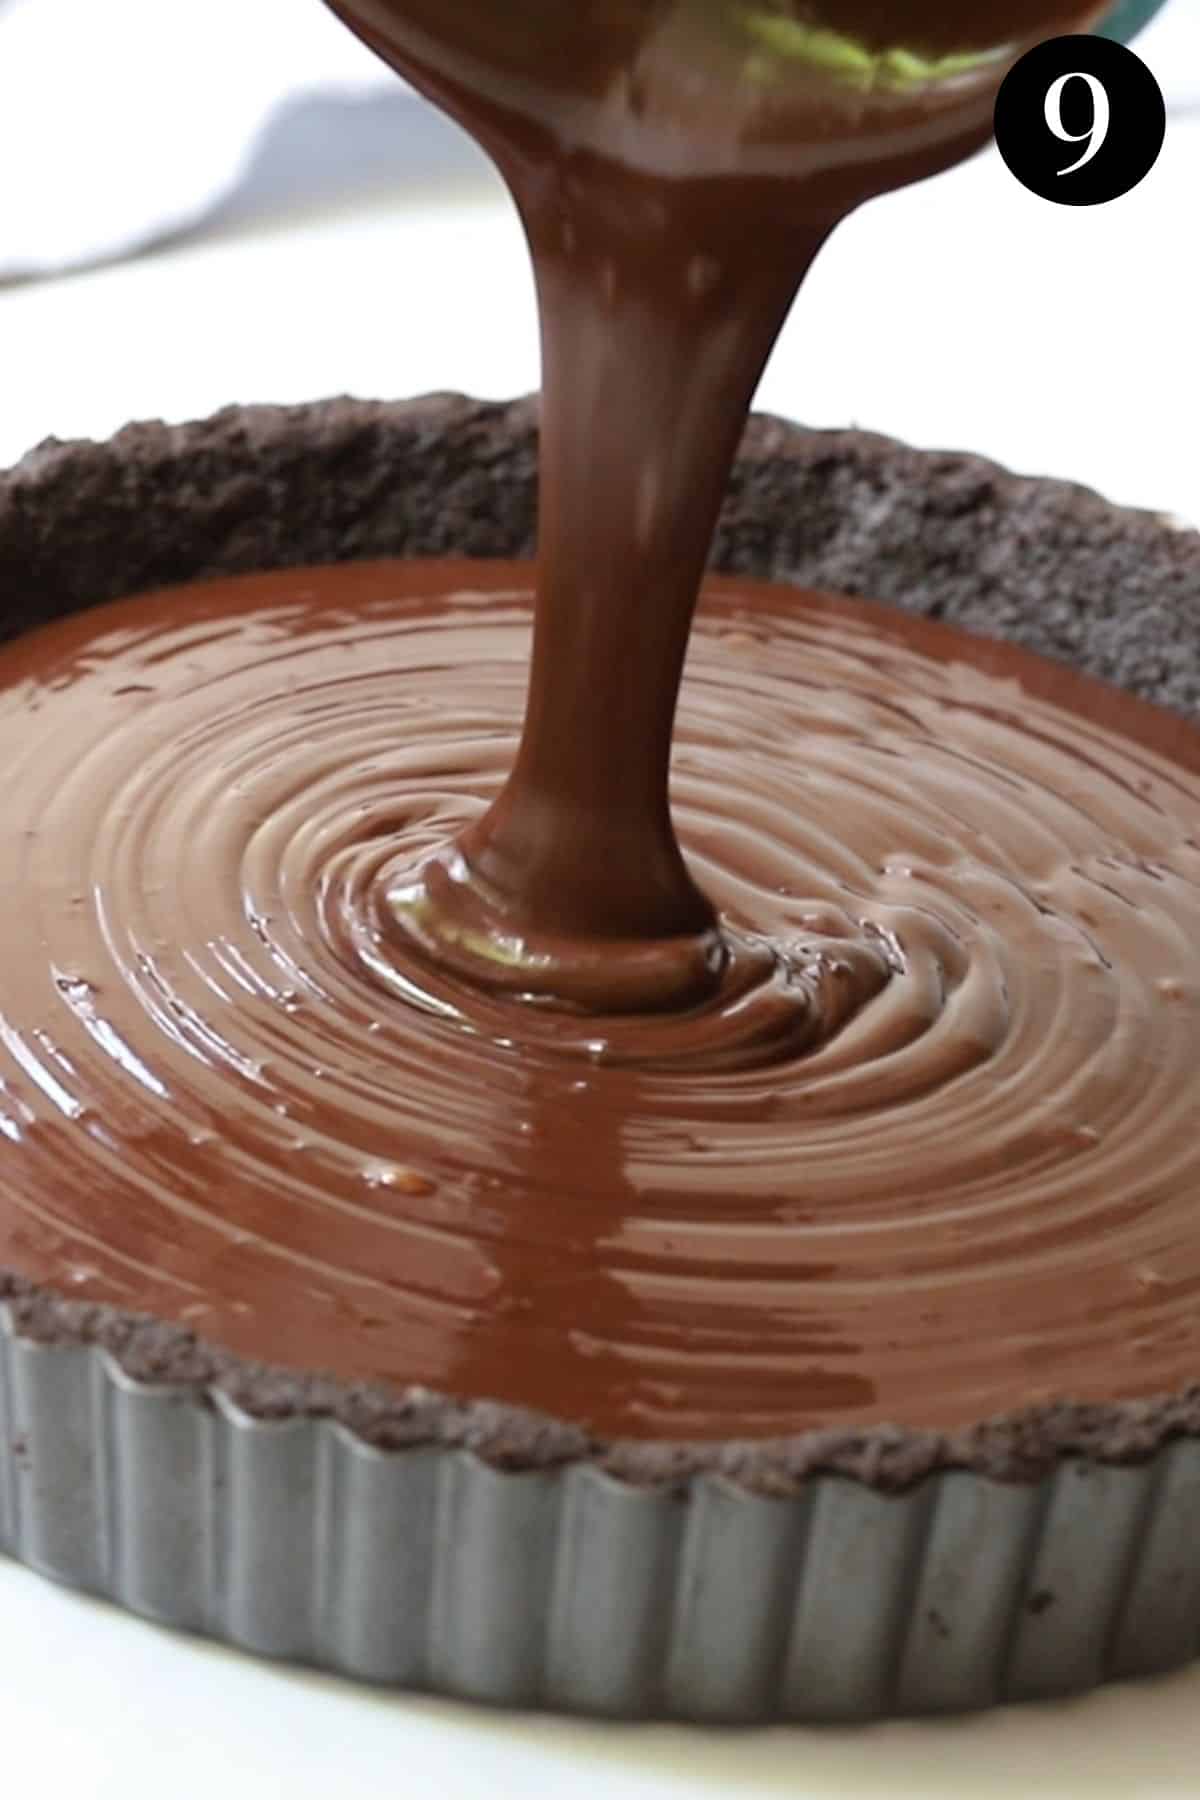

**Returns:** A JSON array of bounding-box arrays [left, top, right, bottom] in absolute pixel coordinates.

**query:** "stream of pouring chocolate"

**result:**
[[6, 0, 1194, 1442], [328, 0, 1107, 1015]]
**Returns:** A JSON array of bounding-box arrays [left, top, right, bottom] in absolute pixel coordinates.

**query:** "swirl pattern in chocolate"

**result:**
[[2, 557, 1199, 1440]]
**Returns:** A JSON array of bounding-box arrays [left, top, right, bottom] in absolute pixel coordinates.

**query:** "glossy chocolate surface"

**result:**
[[2, 558, 1198, 1439]]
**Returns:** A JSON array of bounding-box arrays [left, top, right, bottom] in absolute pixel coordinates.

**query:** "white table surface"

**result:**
[[1, 38, 1199, 1797]]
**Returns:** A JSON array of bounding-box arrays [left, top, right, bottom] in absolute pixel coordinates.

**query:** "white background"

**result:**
[[0, 4, 1198, 1794]]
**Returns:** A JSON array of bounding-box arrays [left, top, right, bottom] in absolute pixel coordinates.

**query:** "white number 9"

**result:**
[[1044, 72, 1111, 176]]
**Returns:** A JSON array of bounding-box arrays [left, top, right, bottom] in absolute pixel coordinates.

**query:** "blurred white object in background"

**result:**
[[0, 0, 1196, 284], [0, 0, 402, 279]]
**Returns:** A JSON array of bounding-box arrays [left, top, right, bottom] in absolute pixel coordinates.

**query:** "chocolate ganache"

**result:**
[[3, 0, 1189, 1445], [1, 558, 1199, 1440]]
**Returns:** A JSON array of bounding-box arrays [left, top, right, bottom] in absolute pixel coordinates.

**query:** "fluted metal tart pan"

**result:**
[[1, 394, 1198, 1720]]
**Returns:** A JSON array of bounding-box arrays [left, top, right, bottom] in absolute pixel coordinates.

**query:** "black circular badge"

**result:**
[[994, 35, 1165, 205]]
